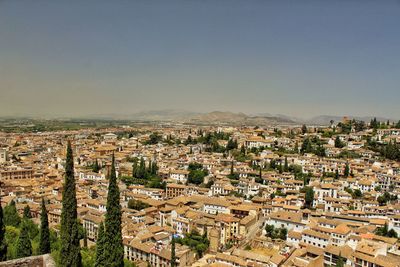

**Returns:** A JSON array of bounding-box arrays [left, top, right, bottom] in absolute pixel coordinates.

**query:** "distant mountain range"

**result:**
[[188, 111, 297, 125], [1, 110, 395, 126], [121, 110, 394, 126]]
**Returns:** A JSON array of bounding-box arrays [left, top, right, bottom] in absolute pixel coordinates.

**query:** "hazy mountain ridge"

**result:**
[[0, 110, 395, 126]]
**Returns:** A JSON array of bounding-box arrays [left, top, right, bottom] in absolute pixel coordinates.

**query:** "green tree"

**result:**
[[334, 136, 344, 148], [23, 205, 31, 219], [127, 199, 149, 210], [301, 124, 308, 134], [344, 162, 350, 177], [16, 220, 32, 258], [375, 223, 388, 237], [95, 222, 106, 267], [370, 117, 379, 130], [315, 144, 326, 157], [39, 198, 51, 255], [60, 141, 82, 267], [188, 169, 208, 185], [294, 141, 299, 153], [171, 236, 176, 267], [226, 139, 238, 151], [387, 229, 398, 238], [284, 157, 289, 172], [3, 200, 21, 227], [175, 231, 209, 259], [131, 159, 138, 178], [147, 132, 162, 144], [92, 159, 101, 173], [150, 161, 158, 176], [104, 155, 124, 267], [300, 138, 313, 154], [265, 224, 274, 237], [336, 254, 344, 267], [137, 157, 146, 179], [83, 230, 88, 248], [304, 187, 314, 209], [352, 189, 362, 199], [0, 196, 7, 261], [279, 227, 287, 240]]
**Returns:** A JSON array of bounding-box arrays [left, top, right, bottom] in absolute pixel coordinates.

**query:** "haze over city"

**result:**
[[1, 0, 400, 119]]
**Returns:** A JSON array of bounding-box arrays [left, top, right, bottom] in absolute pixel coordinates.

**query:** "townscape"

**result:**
[[0, 117, 400, 267]]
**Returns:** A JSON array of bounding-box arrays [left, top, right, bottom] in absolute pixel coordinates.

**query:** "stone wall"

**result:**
[[0, 254, 55, 267]]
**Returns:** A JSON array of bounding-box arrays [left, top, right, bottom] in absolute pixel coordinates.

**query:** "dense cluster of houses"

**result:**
[[0, 122, 399, 266]]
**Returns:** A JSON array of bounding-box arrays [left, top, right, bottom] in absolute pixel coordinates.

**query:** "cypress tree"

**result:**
[[152, 161, 158, 175], [104, 154, 124, 267], [171, 236, 176, 267], [305, 187, 314, 209], [60, 141, 82, 267], [4, 200, 21, 227], [23, 205, 31, 219], [0, 196, 7, 261], [39, 198, 51, 255], [344, 162, 350, 178], [83, 230, 88, 248], [278, 162, 283, 174], [16, 220, 32, 258], [132, 160, 138, 178], [284, 157, 289, 172], [95, 222, 106, 267], [138, 157, 146, 179], [301, 124, 308, 134]]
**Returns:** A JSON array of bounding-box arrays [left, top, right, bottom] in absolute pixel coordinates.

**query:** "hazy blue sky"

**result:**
[[1, 0, 399, 119]]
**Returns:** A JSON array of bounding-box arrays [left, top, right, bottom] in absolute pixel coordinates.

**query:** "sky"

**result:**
[[0, 0, 399, 119]]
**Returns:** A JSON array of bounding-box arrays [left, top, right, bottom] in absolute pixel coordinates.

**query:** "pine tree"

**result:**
[[16, 220, 32, 258], [104, 155, 124, 267], [0, 196, 7, 261], [23, 205, 31, 219], [39, 198, 51, 255], [171, 236, 176, 267], [95, 222, 106, 267], [60, 141, 82, 267]]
